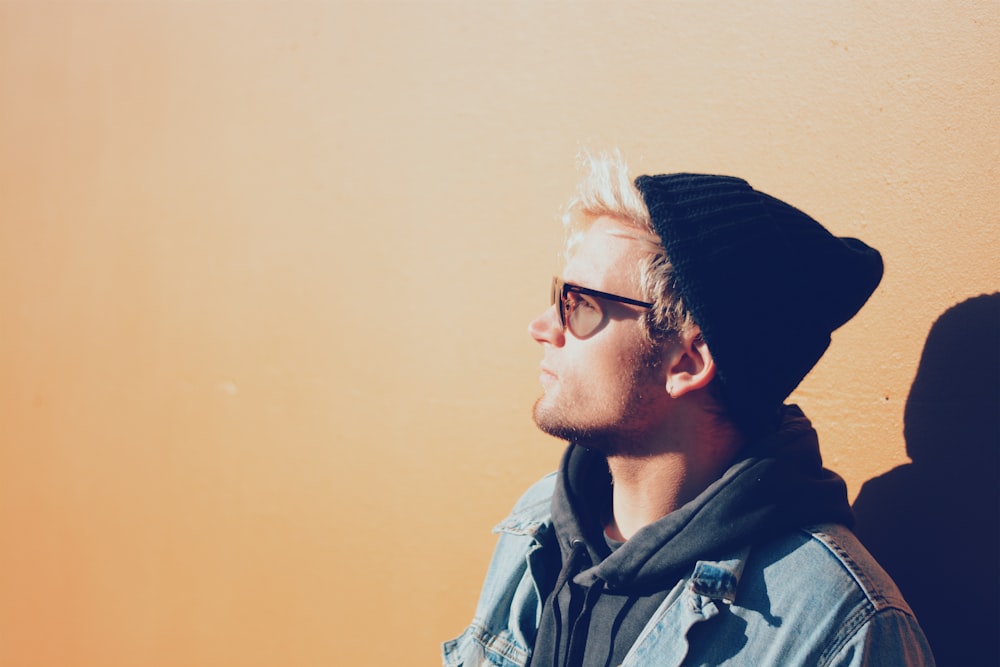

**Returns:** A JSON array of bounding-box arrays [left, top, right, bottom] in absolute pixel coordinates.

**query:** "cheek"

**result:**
[[594, 336, 661, 389], [559, 322, 662, 392], [618, 337, 665, 388]]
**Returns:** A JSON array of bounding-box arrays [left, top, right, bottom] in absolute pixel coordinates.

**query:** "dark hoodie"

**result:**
[[528, 406, 854, 667]]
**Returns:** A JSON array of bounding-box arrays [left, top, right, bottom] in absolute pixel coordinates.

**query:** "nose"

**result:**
[[529, 304, 565, 347]]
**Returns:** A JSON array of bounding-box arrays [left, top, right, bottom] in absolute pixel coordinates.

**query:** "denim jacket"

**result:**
[[443, 473, 935, 667]]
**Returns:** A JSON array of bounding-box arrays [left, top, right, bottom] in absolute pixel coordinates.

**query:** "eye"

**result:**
[[566, 292, 598, 312], [565, 292, 603, 338]]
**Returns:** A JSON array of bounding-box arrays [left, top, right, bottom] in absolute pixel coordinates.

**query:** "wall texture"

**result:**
[[1, 2, 997, 665]]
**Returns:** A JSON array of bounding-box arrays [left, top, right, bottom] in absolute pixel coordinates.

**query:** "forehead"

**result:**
[[563, 217, 655, 291]]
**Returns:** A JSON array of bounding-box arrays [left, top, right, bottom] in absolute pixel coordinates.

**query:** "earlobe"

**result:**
[[664, 330, 716, 399]]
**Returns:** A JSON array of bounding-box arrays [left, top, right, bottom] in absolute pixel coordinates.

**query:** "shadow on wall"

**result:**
[[853, 293, 1000, 667]]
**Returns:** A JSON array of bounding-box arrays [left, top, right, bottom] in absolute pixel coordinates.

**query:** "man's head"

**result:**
[[530, 214, 691, 451], [531, 152, 883, 439]]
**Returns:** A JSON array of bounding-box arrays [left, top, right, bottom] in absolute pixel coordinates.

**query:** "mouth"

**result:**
[[539, 366, 557, 386]]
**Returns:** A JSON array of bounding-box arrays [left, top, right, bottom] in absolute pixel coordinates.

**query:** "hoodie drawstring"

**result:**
[[544, 539, 587, 667], [564, 581, 604, 667]]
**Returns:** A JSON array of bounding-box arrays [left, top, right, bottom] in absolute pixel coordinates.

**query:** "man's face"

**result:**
[[529, 216, 670, 451]]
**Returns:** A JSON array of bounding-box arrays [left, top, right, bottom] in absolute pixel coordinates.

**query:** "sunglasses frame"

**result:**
[[551, 276, 654, 338]]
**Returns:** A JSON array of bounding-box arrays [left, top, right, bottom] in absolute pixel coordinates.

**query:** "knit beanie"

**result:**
[[634, 173, 883, 434]]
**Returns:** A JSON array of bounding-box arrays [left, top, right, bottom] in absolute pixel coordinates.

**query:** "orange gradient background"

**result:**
[[1, 2, 997, 666]]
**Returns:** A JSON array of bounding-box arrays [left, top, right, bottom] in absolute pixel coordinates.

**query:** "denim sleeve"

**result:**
[[442, 474, 557, 667], [826, 607, 936, 667]]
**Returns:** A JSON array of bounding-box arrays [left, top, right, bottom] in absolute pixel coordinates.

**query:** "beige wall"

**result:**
[[1, 2, 997, 665]]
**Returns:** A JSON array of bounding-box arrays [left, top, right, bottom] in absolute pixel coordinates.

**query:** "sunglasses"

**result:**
[[551, 276, 654, 339]]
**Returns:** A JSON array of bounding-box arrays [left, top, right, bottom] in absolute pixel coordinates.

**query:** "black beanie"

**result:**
[[634, 173, 884, 434]]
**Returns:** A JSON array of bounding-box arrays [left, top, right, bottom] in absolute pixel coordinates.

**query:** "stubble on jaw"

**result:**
[[531, 343, 666, 456]]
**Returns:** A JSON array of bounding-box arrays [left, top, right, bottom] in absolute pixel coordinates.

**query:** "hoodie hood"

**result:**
[[551, 405, 854, 594]]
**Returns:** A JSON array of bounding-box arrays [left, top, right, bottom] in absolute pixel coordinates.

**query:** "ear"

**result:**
[[663, 329, 716, 399]]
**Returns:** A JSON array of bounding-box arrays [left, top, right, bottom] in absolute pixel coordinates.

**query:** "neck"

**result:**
[[602, 415, 744, 542]]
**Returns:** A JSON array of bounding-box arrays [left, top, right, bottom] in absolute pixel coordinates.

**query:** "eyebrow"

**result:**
[[563, 281, 654, 308]]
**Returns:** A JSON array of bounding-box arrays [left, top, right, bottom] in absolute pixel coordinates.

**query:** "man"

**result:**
[[444, 154, 934, 666]]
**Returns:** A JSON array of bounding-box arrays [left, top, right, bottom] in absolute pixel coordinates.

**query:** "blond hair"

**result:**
[[562, 151, 696, 341]]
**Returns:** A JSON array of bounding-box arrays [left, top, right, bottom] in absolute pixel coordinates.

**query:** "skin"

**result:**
[[528, 216, 744, 541]]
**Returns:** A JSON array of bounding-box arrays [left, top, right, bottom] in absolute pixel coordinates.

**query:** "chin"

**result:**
[[531, 397, 574, 441], [533, 400, 609, 448]]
